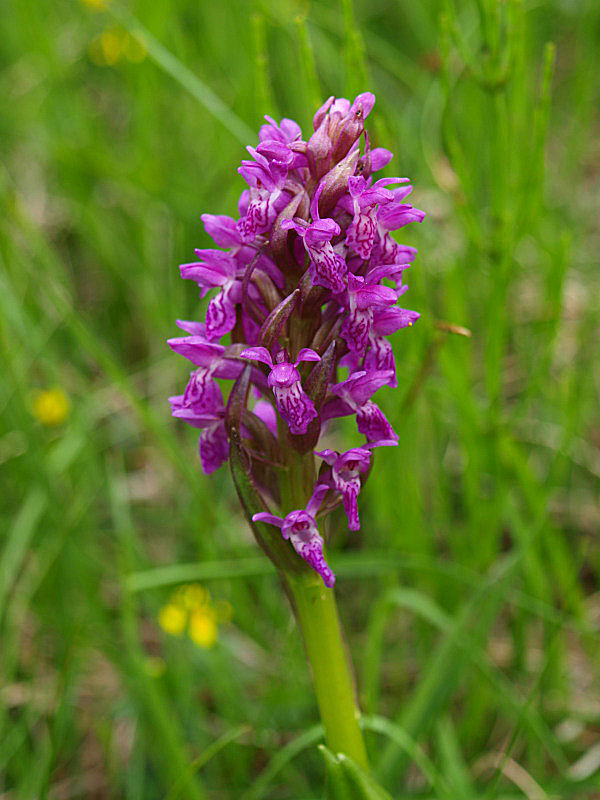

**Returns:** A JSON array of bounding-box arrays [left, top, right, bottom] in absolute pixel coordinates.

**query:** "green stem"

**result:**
[[285, 570, 369, 770]]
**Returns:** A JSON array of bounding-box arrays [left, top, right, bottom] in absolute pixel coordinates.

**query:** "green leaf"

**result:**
[[319, 745, 394, 800], [318, 745, 351, 799], [241, 725, 324, 800], [338, 754, 394, 800], [0, 488, 47, 617], [259, 288, 300, 352], [271, 195, 308, 270], [226, 365, 252, 436]]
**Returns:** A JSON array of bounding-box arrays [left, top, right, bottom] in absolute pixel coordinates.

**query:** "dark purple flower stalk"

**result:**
[[169, 93, 424, 587]]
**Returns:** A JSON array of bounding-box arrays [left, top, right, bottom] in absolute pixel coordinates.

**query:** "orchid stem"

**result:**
[[285, 569, 369, 770]]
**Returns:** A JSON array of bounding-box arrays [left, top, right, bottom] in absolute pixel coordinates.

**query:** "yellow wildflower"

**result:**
[[177, 583, 209, 610], [32, 388, 70, 426], [158, 583, 231, 649], [158, 603, 186, 636], [188, 609, 218, 648]]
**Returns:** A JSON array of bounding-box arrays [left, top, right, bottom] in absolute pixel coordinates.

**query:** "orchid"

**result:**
[[253, 485, 334, 587], [240, 346, 320, 435], [169, 90, 424, 779], [169, 91, 424, 586]]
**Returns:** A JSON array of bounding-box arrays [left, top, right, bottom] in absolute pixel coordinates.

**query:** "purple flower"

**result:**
[[169, 395, 229, 474], [315, 442, 396, 530], [319, 92, 376, 162], [169, 91, 424, 585], [201, 214, 243, 248], [325, 370, 399, 444], [378, 199, 426, 232], [241, 347, 321, 435], [167, 336, 268, 409], [282, 184, 348, 293], [237, 148, 289, 243], [253, 486, 335, 587], [363, 307, 420, 385], [316, 447, 370, 530], [180, 250, 242, 340], [182, 369, 223, 414], [370, 234, 418, 267], [339, 272, 397, 355], [256, 139, 308, 172], [167, 337, 242, 377], [358, 145, 394, 176], [344, 176, 409, 260], [253, 399, 278, 436], [259, 115, 303, 146], [198, 418, 230, 474]]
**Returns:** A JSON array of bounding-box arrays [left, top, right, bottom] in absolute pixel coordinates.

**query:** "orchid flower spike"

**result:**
[[169, 94, 424, 585]]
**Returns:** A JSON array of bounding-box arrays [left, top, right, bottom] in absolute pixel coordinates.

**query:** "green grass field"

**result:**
[[1, 0, 598, 797]]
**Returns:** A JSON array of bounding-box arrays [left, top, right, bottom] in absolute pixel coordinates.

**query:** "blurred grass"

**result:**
[[1, 0, 599, 798]]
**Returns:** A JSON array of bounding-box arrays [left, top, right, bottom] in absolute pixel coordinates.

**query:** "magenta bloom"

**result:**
[[240, 347, 321, 435], [315, 442, 396, 530], [339, 272, 398, 355], [316, 447, 371, 530], [169, 93, 424, 585], [344, 176, 409, 260], [282, 185, 348, 293], [253, 486, 334, 587]]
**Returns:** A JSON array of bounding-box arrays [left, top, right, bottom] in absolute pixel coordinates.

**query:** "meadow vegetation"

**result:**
[[1, 0, 598, 797]]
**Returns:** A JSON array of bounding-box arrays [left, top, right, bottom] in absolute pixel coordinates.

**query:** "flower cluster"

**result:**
[[158, 584, 233, 649], [169, 93, 424, 587]]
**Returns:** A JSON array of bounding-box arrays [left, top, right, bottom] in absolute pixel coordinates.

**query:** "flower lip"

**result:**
[[304, 218, 341, 247], [268, 362, 300, 388]]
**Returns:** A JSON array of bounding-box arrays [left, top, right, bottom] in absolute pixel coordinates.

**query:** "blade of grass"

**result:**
[[435, 716, 476, 799], [340, 0, 369, 96], [374, 532, 568, 785], [251, 11, 277, 117], [294, 12, 322, 111], [241, 724, 324, 800], [107, 2, 255, 145], [361, 715, 450, 799], [165, 724, 250, 800], [0, 488, 47, 617], [364, 586, 566, 772]]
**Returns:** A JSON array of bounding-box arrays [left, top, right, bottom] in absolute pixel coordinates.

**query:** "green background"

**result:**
[[1, 0, 598, 797]]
